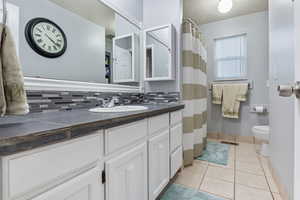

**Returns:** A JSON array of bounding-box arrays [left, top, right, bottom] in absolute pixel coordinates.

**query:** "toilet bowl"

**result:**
[[252, 126, 270, 156]]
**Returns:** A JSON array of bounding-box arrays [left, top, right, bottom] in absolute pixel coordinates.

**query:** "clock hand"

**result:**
[[45, 34, 59, 46]]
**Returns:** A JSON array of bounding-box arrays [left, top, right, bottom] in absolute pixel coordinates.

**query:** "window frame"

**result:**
[[213, 33, 248, 81]]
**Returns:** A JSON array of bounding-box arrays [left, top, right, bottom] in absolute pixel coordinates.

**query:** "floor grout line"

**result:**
[[258, 155, 276, 200], [199, 188, 233, 200], [233, 144, 237, 200], [198, 161, 209, 190]]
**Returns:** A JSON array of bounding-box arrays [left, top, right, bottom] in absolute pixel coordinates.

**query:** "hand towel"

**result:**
[[212, 84, 223, 104], [236, 83, 248, 102], [222, 84, 240, 119], [0, 24, 29, 117], [222, 84, 248, 119]]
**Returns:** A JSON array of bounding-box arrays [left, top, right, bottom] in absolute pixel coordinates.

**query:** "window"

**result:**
[[214, 34, 247, 80]]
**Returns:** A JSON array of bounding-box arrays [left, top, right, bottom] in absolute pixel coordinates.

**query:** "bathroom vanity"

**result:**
[[0, 104, 184, 200]]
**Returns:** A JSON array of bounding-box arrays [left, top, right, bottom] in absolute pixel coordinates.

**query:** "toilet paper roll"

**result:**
[[254, 106, 264, 113]]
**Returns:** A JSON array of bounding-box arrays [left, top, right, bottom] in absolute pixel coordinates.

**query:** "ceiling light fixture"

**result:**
[[218, 0, 233, 13]]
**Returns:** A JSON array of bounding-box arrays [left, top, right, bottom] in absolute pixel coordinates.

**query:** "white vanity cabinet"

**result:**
[[0, 109, 183, 200]]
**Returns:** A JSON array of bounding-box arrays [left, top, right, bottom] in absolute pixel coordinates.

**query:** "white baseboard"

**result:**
[[267, 159, 289, 200]]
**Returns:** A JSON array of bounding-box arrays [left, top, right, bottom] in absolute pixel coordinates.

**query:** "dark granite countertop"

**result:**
[[0, 104, 184, 156]]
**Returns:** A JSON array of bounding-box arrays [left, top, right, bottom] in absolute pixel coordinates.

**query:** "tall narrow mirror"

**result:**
[[144, 24, 175, 81]]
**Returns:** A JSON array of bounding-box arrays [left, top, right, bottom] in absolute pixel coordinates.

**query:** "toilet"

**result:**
[[252, 126, 270, 156]]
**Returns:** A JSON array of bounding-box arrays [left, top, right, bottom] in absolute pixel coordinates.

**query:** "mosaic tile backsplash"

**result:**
[[26, 91, 180, 113]]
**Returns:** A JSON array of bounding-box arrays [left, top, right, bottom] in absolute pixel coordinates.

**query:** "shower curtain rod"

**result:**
[[183, 18, 201, 29], [2, 0, 7, 25]]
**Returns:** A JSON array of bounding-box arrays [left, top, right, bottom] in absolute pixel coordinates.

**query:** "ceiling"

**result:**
[[49, 0, 115, 35], [184, 0, 268, 25]]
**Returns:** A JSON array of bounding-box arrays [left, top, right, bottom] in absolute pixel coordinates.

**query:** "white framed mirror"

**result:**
[[4, 0, 142, 92], [144, 24, 175, 81]]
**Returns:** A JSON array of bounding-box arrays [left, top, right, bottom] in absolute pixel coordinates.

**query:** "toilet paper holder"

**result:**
[[250, 105, 268, 113]]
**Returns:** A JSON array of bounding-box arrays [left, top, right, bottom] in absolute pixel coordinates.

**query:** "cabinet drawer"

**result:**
[[170, 146, 183, 178], [170, 111, 182, 126], [148, 113, 169, 136], [3, 134, 103, 200], [170, 123, 182, 152], [32, 166, 104, 200], [105, 119, 147, 155]]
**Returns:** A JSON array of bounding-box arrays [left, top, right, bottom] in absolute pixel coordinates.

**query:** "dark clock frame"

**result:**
[[25, 18, 67, 58]]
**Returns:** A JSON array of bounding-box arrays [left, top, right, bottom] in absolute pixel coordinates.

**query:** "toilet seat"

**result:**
[[252, 126, 269, 141]]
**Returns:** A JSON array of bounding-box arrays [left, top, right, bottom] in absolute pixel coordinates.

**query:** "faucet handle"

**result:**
[[111, 96, 120, 103]]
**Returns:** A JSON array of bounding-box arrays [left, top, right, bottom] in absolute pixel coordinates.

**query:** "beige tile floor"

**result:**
[[174, 139, 283, 200]]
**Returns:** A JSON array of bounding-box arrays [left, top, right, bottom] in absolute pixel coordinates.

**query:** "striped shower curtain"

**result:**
[[182, 20, 208, 166]]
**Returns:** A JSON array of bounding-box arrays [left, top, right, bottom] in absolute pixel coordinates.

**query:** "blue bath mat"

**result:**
[[160, 184, 225, 200], [196, 141, 230, 165]]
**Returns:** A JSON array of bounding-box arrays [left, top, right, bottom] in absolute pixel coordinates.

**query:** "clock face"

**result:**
[[25, 18, 67, 58]]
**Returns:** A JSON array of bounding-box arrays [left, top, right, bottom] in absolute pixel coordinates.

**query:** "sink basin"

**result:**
[[89, 105, 148, 113]]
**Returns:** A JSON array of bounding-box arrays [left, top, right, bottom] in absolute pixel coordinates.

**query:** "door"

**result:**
[[269, 0, 300, 199], [32, 167, 104, 200], [105, 142, 148, 200], [148, 129, 170, 200]]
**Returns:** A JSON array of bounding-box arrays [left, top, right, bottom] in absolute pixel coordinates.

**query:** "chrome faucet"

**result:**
[[103, 96, 120, 108]]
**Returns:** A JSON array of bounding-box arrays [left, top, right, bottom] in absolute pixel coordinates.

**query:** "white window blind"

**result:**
[[214, 34, 247, 80]]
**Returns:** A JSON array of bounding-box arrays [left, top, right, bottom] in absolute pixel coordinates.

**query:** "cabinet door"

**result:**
[[148, 129, 170, 200], [106, 142, 148, 200], [113, 33, 139, 83], [32, 167, 104, 200], [170, 123, 183, 152]]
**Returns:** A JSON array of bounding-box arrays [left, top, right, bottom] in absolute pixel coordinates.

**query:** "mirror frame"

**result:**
[[25, 77, 140, 93], [24, 0, 142, 93], [143, 24, 176, 81]]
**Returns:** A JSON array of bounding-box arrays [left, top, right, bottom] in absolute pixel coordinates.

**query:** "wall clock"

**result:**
[[25, 18, 67, 58]]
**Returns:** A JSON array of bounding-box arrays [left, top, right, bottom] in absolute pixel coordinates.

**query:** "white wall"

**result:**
[[200, 11, 269, 136], [101, 0, 142, 25], [143, 0, 182, 92], [114, 14, 140, 37], [8, 0, 106, 83]]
